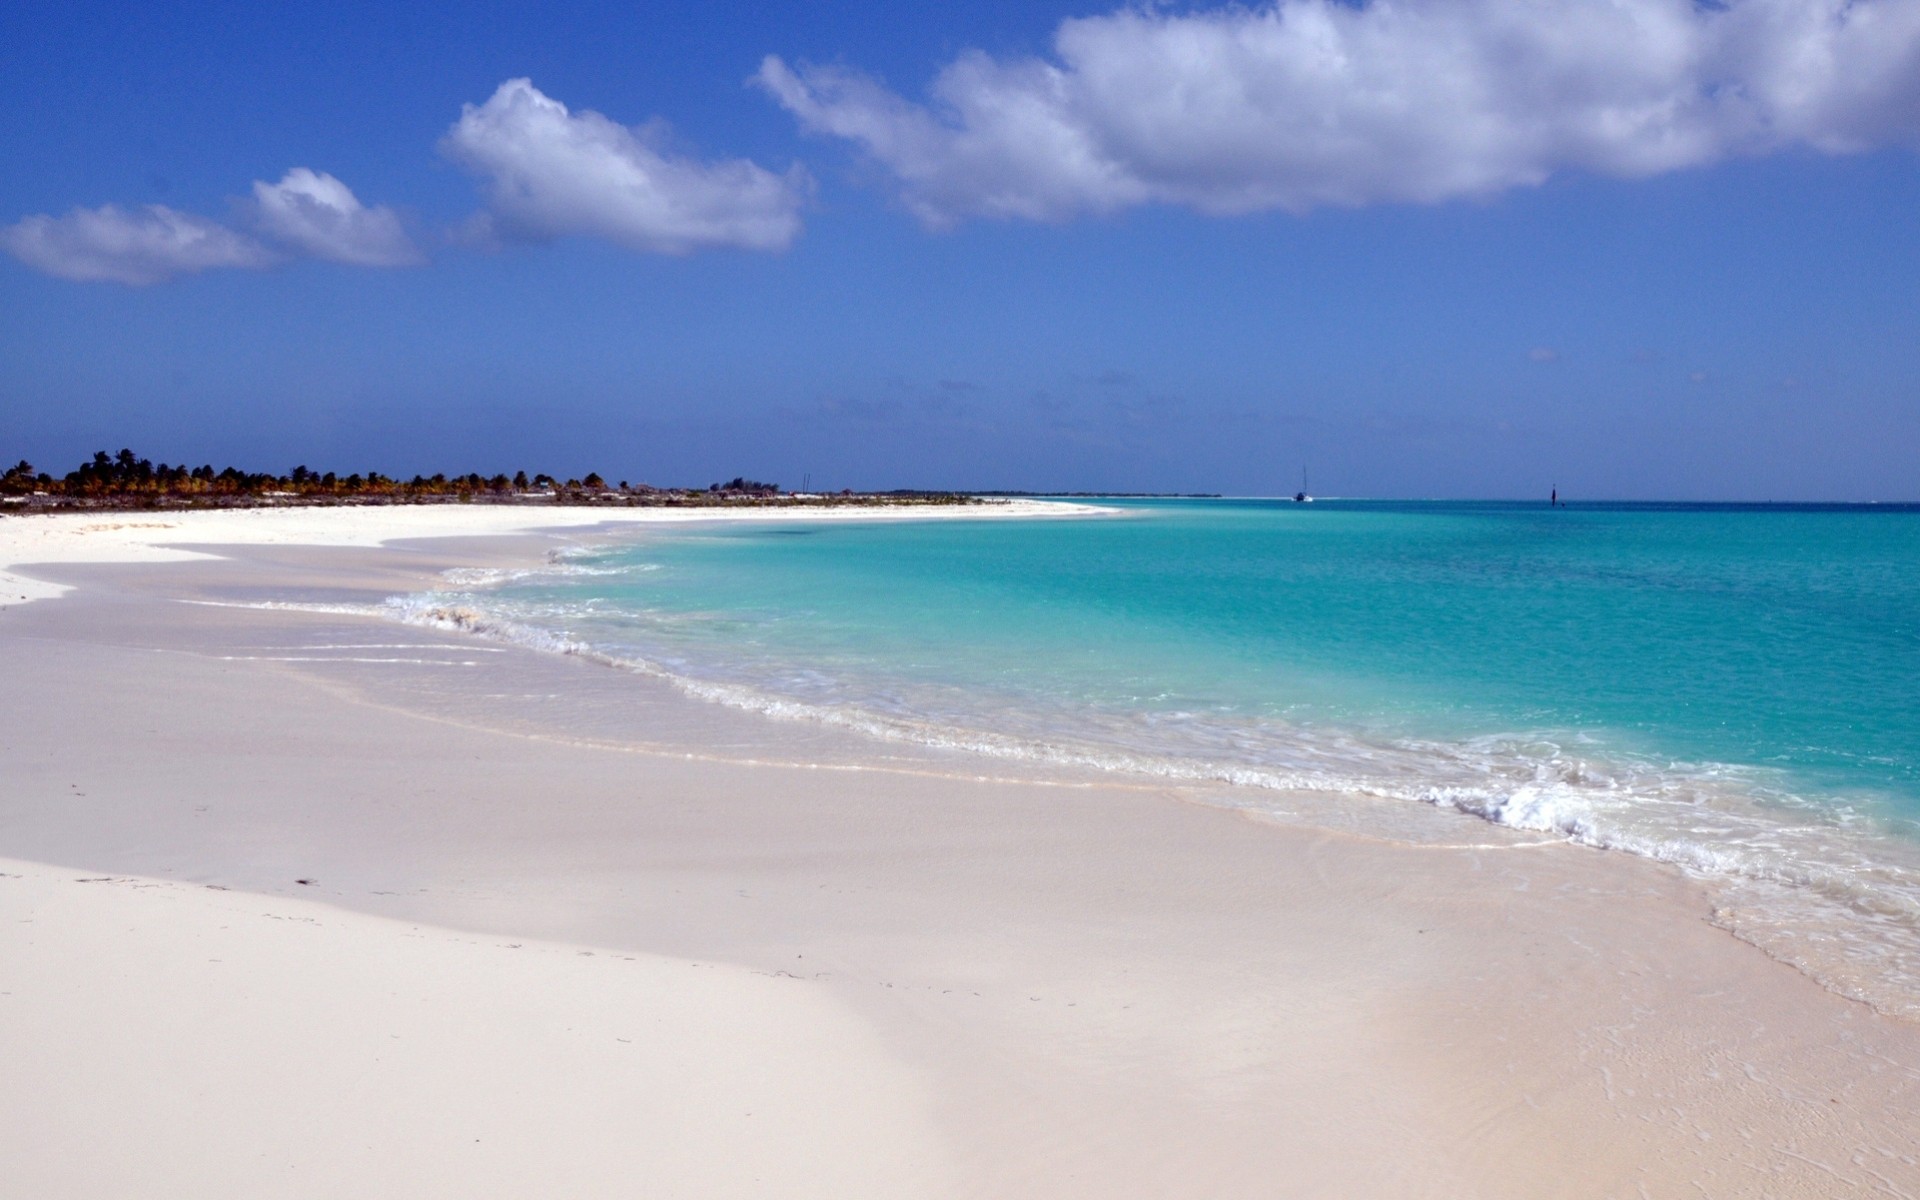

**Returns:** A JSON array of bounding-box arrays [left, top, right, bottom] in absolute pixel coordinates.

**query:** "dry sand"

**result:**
[[0, 497, 1093, 606], [2, 507, 1919, 1198], [0, 856, 948, 1199]]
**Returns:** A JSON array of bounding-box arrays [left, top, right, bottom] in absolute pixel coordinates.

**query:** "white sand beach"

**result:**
[[0, 856, 948, 1199], [0, 498, 1091, 606], [3, 505, 1919, 1198]]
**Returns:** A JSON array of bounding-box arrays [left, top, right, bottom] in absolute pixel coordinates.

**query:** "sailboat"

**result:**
[[1293, 464, 1312, 503]]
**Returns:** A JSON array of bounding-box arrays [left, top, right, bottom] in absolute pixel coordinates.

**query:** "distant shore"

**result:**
[[1, 447, 1001, 513], [0, 486, 992, 515]]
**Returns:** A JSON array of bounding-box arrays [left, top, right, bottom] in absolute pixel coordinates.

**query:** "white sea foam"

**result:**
[[437, 561, 648, 588], [301, 643, 508, 652], [179, 598, 391, 617], [216, 655, 481, 667]]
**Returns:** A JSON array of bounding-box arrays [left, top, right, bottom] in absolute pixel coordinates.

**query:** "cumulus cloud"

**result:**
[[250, 168, 423, 266], [0, 204, 276, 285], [756, 0, 1920, 225], [442, 78, 810, 253], [3, 169, 420, 284]]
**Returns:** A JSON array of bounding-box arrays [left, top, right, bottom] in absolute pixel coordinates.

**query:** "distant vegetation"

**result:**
[[1, 450, 976, 511]]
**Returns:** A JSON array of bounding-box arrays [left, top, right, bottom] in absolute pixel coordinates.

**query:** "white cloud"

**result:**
[[1530, 347, 1562, 363], [442, 78, 810, 253], [3, 169, 419, 284], [250, 168, 423, 266], [0, 204, 276, 285], [757, 0, 1920, 225]]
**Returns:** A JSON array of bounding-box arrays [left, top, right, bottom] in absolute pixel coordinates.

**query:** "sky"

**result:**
[[2, 0, 1917, 499]]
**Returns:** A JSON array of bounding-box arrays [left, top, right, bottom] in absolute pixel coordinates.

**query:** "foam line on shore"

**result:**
[[377, 588, 1920, 1024]]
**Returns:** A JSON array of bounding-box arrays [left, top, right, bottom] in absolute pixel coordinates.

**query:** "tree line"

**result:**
[[1, 449, 646, 498], [0, 450, 970, 511]]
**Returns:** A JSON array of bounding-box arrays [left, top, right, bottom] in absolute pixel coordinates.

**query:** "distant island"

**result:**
[[1, 450, 978, 512]]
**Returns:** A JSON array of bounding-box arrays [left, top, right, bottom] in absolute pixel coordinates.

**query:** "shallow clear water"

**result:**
[[397, 499, 1920, 1015]]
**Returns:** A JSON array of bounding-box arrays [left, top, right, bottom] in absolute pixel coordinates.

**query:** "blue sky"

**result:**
[[3, 0, 1918, 498]]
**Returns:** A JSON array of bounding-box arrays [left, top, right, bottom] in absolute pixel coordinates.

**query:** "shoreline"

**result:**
[[0, 496, 1106, 607], [4, 508, 1920, 1195], [374, 512, 1920, 1028]]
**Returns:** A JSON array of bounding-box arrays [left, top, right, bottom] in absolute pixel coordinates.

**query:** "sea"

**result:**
[[388, 499, 1920, 1017]]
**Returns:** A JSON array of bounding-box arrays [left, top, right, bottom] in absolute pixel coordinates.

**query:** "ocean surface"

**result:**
[[395, 499, 1920, 1015]]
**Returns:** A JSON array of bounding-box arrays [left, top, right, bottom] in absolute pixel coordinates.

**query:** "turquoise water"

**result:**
[[402, 500, 1920, 1013]]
